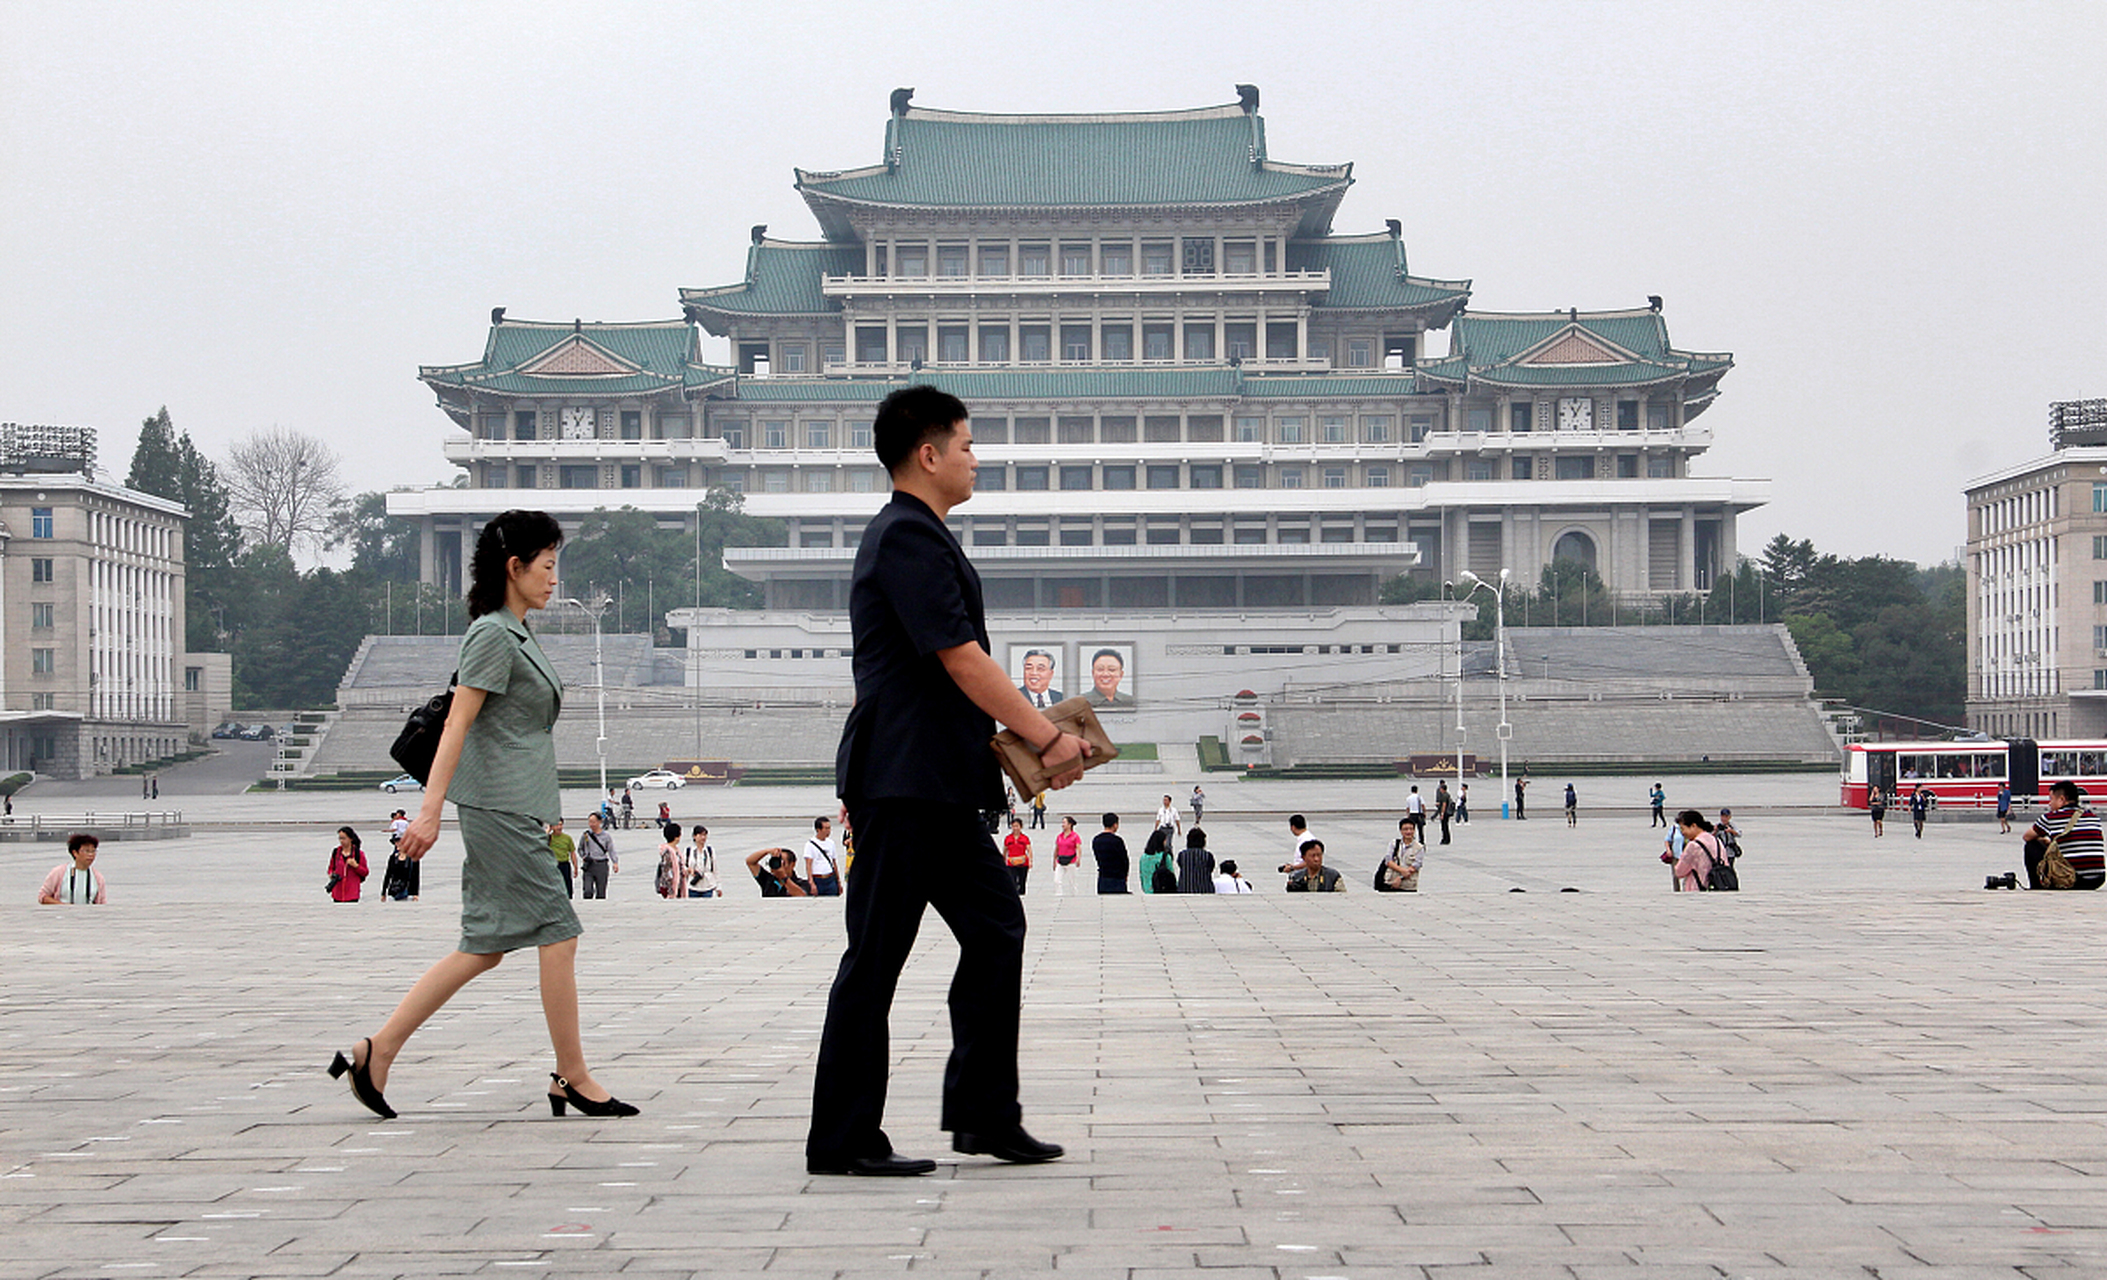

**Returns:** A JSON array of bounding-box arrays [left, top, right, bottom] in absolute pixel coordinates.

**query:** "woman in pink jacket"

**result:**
[[1672, 810, 1721, 892], [329, 827, 370, 902]]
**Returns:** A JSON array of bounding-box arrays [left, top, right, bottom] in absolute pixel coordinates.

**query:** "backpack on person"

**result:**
[[1151, 858, 1180, 895]]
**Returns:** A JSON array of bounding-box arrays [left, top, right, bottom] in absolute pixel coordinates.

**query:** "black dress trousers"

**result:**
[[806, 798, 1026, 1162]]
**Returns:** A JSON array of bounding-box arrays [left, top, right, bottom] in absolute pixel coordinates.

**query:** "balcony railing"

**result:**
[[818, 355, 1337, 377], [823, 268, 1330, 296], [445, 437, 731, 464]]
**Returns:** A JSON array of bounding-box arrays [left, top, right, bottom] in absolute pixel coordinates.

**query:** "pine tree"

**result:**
[[126, 407, 183, 500]]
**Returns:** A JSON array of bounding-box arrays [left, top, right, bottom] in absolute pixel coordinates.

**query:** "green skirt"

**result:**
[[456, 804, 583, 954]]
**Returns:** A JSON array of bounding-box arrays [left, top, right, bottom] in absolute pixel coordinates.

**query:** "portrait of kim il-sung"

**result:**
[[1008, 643, 1066, 710], [1084, 643, 1137, 710]]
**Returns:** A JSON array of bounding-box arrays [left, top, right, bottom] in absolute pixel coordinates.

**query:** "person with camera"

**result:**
[[331, 510, 634, 1122], [747, 846, 811, 897]]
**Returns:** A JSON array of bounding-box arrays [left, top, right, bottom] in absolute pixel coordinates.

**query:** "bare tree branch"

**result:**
[[224, 426, 346, 557]]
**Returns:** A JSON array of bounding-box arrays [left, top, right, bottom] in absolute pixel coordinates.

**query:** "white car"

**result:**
[[626, 770, 686, 791], [379, 774, 423, 793]]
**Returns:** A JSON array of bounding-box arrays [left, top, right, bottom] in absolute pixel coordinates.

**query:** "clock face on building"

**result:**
[[1557, 397, 1593, 431], [560, 406, 596, 439]]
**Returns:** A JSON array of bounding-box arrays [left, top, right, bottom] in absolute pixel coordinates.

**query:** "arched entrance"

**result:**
[[1552, 530, 1598, 572]]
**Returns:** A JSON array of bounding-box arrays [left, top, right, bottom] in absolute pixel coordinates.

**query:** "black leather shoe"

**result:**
[[807, 1153, 936, 1177], [951, 1127, 1063, 1163]]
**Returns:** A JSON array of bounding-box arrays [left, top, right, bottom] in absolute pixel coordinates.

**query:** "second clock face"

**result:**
[[561, 406, 596, 439], [1557, 397, 1593, 431]]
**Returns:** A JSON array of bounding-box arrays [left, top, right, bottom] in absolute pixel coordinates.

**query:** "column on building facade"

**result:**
[[1680, 506, 1697, 592], [420, 518, 437, 588]]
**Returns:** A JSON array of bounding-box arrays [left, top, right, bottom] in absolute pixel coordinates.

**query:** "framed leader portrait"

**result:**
[[1008, 642, 1067, 711], [1082, 642, 1137, 711]]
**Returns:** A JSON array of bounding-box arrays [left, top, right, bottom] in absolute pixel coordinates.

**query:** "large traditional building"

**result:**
[[392, 88, 1761, 613], [1964, 398, 2107, 739], [382, 89, 1773, 752]]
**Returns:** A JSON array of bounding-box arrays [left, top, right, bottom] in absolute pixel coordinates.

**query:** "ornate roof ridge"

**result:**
[[1459, 306, 1662, 322], [895, 102, 1252, 126], [480, 317, 692, 331]]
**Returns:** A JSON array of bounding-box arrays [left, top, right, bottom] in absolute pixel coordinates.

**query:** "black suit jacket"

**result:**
[[835, 491, 1002, 809]]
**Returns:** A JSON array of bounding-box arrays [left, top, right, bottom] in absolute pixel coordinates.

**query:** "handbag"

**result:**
[[989, 697, 1120, 797], [2039, 812, 2080, 890], [390, 671, 457, 784]]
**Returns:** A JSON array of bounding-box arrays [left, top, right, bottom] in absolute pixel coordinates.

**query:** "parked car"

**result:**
[[626, 769, 686, 791], [239, 724, 276, 741], [210, 722, 240, 740], [379, 774, 422, 793]]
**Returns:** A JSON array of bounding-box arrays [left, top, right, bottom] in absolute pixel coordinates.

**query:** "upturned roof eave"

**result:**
[[794, 181, 1352, 217]]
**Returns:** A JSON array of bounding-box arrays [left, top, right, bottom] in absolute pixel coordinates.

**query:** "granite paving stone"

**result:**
[[5, 775, 2105, 1276]]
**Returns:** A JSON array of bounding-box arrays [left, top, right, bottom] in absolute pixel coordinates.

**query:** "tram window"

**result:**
[[1899, 754, 1930, 779], [2082, 751, 2107, 776], [1977, 753, 2006, 778], [2042, 751, 2074, 776]]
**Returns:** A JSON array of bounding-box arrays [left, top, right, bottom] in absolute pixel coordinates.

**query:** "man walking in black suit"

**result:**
[[807, 386, 1090, 1177]]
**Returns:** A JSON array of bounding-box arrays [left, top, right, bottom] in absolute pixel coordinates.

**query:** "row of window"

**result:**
[[481, 410, 696, 443], [789, 517, 1407, 550], [867, 237, 1284, 280], [489, 451, 1682, 494], [845, 319, 1323, 365], [706, 413, 1685, 450]]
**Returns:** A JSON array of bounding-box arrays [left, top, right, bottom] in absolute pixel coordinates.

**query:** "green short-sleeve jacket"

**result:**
[[446, 610, 563, 822]]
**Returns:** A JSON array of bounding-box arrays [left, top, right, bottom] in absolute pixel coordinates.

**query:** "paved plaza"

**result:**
[[4, 772, 2104, 1278]]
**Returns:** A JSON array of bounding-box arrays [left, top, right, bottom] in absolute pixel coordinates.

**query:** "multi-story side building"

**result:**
[[0, 424, 193, 777], [1965, 399, 2107, 739], [392, 88, 1763, 613]]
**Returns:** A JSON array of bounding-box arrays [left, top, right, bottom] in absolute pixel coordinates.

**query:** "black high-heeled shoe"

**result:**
[[327, 1038, 397, 1120], [547, 1072, 638, 1118]]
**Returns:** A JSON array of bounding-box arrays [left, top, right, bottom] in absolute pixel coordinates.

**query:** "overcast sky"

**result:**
[[4, 0, 2102, 567]]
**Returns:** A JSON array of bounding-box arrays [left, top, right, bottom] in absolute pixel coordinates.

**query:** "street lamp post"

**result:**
[[1442, 581, 1465, 783], [558, 594, 612, 799], [1460, 568, 1513, 814]]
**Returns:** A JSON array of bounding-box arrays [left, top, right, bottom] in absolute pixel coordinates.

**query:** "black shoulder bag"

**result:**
[[390, 671, 457, 785]]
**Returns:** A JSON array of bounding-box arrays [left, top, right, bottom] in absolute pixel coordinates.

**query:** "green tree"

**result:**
[[557, 491, 785, 637], [329, 491, 421, 583], [127, 407, 182, 498], [123, 408, 244, 652]]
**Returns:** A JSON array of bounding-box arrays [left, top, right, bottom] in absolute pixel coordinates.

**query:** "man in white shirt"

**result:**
[[1153, 795, 1179, 841], [1405, 786, 1426, 842], [1278, 814, 1319, 875], [803, 815, 844, 896]]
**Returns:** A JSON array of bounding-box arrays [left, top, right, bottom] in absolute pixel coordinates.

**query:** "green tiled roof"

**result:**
[[1287, 236, 1470, 314], [420, 319, 729, 399], [1241, 374, 1426, 398], [1416, 308, 1734, 395], [681, 241, 863, 326], [796, 104, 1350, 231]]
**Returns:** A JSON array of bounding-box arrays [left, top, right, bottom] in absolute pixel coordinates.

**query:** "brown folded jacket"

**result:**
[[989, 697, 1121, 797]]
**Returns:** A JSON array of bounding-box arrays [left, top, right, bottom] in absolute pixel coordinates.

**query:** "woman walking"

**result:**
[[1672, 809, 1723, 892], [656, 821, 687, 899], [329, 510, 635, 1122], [328, 827, 369, 903], [1052, 816, 1082, 896]]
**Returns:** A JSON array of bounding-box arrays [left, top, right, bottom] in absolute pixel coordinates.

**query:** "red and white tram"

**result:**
[[1841, 738, 2107, 809]]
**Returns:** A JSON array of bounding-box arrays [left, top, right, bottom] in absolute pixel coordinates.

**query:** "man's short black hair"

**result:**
[[1102, 812, 1119, 828], [1289, 814, 1307, 829], [873, 385, 968, 473], [1300, 838, 1323, 855], [814, 815, 830, 831]]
